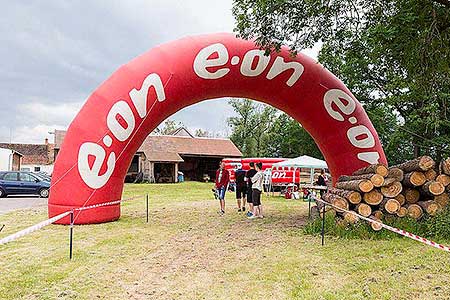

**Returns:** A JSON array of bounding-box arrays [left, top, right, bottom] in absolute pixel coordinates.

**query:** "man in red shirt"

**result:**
[[215, 161, 230, 215]]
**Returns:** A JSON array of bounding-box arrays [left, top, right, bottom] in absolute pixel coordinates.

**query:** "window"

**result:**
[[3, 173, 18, 181], [20, 173, 37, 182], [34, 167, 41, 172]]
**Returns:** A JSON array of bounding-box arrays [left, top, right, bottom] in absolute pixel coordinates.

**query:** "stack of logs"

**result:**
[[322, 156, 450, 231]]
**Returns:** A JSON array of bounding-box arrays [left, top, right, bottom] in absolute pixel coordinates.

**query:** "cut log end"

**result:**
[[403, 171, 426, 187], [363, 190, 384, 206], [381, 181, 403, 198], [407, 204, 423, 220], [356, 203, 372, 217], [343, 212, 359, 224], [422, 181, 445, 196], [396, 206, 408, 217], [436, 174, 450, 187], [369, 216, 383, 231], [404, 188, 420, 204], [418, 200, 440, 216], [382, 198, 400, 214], [434, 193, 449, 208]]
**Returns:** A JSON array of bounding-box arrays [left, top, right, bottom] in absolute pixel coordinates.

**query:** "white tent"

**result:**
[[272, 155, 327, 169], [271, 155, 328, 185]]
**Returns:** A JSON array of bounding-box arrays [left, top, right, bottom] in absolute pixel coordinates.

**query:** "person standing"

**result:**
[[316, 169, 327, 198], [235, 166, 247, 212], [215, 161, 230, 215], [249, 162, 264, 219], [245, 162, 257, 217]]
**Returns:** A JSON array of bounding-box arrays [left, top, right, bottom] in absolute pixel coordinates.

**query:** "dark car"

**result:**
[[0, 171, 50, 198]]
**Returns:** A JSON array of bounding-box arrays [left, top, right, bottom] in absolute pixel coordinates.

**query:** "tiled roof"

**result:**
[[0, 143, 53, 165], [52, 129, 243, 163], [138, 135, 242, 162]]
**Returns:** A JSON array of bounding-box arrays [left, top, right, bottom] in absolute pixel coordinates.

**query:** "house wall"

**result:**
[[0, 148, 13, 171], [20, 164, 54, 174]]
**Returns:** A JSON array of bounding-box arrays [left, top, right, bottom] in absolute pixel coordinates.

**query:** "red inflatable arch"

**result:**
[[48, 33, 386, 224]]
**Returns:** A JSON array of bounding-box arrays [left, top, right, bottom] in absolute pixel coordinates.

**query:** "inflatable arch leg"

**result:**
[[48, 33, 386, 224]]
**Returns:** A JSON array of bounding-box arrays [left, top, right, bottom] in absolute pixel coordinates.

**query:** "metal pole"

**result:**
[[146, 194, 149, 223], [321, 203, 326, 246], [69, 210, 74, 260], [308, 197, 311, 220]]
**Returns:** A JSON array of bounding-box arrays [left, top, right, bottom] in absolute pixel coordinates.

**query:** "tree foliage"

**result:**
[[233, 0, 450, 163], [228, 99, 323, 158]]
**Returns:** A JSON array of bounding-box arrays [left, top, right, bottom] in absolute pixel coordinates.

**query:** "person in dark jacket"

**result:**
[[235, 166, 247, 212], [215, 161, 230, 215], [316, 169, 327, 198]]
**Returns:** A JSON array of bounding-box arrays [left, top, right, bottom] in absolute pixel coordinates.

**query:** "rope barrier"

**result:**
[[0, 194, 145, 246], [313, 197, 450, 253]]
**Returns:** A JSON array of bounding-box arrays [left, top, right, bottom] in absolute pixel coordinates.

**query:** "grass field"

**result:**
[[1, 182, 450, 300]]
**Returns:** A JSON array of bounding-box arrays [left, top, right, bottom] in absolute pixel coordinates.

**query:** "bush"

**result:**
[[303, 207, 450, 243]]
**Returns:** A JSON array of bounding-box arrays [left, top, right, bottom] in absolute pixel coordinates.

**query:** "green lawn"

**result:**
[[1, 182, 449, 300]]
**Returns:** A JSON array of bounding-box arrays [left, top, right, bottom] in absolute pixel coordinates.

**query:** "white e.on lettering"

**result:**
[[129, 73, 166, 119], [323, 89, 357, 122], [193, 43, 230, 79], [347, 125, 375, 149], [266, 56, 304, 87], [240, 50, 270, 77], [107, 101, 136, 142], [78, 142, 116, 189]]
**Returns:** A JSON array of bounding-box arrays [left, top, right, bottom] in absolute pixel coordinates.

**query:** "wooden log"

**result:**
[[395, 194, 406, 206], [393, 156, 435, 172], [439, 158, 450, 175], [355, 203, 372, 217], [372, 210, 384, 220], [328, 188, 361, 205], [424, 169, 438, 181], [352, 164, 388, 177], [363, 190, 384, 205], [380, 181, 403, 198], [407, 204, 424, 220], [322, 193, 349, 212], [380, 177, 397, 187], [404, 188, 420, 204], [418, 200, 440, 216], [402, 171, 426, 187], [335, 179, 373, 193], [436, 174, 450, 187], [421, 180, 445, 197], [434, 193, 449, 208], [338, 173, 385, 187], [387, 167, 404, 181], [396, 206, 408, 217], [369, 216, 383, 231], [381, 198, 400, 214], [343, 212, 359, 224]]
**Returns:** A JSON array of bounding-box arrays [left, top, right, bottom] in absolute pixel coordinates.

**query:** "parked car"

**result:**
[[0, 171, 50, 198]]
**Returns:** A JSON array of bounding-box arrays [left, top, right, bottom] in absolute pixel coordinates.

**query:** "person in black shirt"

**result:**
[[316, 169, 327, 198], [245, 162, 257, 217], [235, 167, 247, 212]]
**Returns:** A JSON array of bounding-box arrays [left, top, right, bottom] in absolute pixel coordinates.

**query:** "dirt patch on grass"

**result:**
[[121, 200, 308, 299]]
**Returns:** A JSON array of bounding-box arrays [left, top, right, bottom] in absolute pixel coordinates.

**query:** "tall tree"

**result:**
[[233, 0, 450, 162]]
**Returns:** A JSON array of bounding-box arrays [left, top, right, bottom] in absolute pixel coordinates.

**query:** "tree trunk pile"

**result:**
[[322, 156, 450, 229]]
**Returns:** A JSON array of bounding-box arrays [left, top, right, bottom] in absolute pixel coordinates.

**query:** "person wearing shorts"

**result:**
[[245, 162, 257, 217], [235, 167, 247, 212], [249, 162, 264, 219], [215, 161, 230, 216]]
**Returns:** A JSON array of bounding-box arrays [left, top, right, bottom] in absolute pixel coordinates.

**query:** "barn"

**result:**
[[53, 127, 242, 183]]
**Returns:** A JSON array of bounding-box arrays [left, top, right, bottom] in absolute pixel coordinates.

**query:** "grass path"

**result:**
[[0, 182, 449, 299]]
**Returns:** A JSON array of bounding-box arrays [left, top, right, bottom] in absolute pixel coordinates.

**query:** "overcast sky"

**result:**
[[0, 1, 318, 144]]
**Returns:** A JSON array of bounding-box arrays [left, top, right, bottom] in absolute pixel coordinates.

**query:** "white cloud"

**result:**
[[0, 0, 320, 145]]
